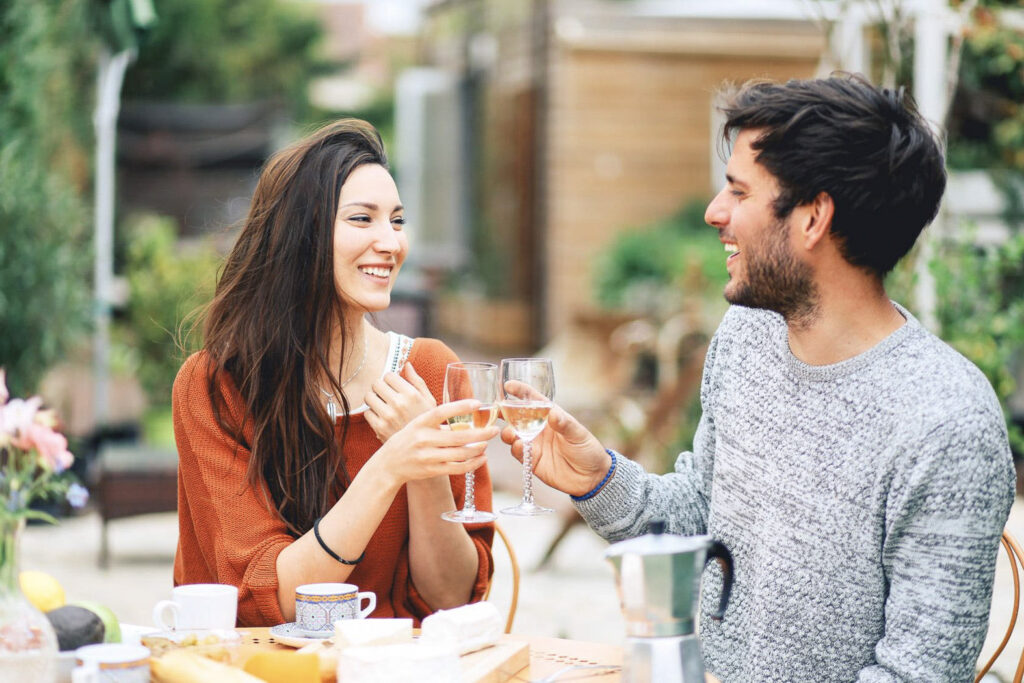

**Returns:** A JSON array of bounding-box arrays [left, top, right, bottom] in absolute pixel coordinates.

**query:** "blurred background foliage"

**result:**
[[595, 0, 1024, 464], [121, 0, 324, 117], [947, 2, 1024, 172], [930, 231, 1024, 453], [115, 214, 218, 409], [0, 1, 96, 399], [594, 199, 727, 314], [1, 0, 1021, 459]]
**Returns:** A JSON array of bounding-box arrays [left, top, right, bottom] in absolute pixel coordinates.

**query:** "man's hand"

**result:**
[[500, 404, 611, 498]]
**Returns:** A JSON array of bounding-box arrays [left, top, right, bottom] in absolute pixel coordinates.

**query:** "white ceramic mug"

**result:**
[[152, 583, 238, 631], [295, 583, 375, 636], [72, 644, 150, 683]]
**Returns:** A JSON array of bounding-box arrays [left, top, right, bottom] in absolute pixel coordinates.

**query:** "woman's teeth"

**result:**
[[360, 266, 391, 278]]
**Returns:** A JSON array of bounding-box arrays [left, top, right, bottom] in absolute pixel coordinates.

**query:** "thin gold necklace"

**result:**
[[321, 331, 368, 422]]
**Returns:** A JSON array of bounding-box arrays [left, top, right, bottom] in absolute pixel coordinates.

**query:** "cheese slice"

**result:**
[[334, 618, 413, 650], [420, 601, 503, 655], [338, 643, 460, 683]]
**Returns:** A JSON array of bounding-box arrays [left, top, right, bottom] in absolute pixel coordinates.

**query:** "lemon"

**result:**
[[19, 570, 66, 612]]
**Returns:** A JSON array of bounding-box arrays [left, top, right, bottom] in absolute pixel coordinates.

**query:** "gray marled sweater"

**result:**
[[576, 304, 1015, 682]]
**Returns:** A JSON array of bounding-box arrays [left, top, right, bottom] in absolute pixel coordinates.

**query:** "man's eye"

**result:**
[[730, 190, 745, 198]]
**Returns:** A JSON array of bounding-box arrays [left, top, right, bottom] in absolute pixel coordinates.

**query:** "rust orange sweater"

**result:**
[[171, 337, 494, 627]]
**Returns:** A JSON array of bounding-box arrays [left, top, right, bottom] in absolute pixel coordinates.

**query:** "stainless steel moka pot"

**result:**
[[604, 520, 733, 683]]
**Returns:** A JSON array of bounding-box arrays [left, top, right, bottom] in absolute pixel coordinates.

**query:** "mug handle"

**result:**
[[357, 591, 376, 618], [704, 539, 734, 621], [152, 599, 180, 630]]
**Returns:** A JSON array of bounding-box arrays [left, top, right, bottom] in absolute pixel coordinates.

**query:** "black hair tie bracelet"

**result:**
[[313, 516, 365, 565]]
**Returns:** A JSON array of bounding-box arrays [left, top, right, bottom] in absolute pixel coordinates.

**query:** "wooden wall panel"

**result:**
[[543, 46, 820, 338]]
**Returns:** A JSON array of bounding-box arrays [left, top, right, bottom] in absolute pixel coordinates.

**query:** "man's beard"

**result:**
[[725, 217, 818, 324]]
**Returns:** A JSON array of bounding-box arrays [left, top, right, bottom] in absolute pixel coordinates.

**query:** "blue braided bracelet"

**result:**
[[570, 449, 618, 502]]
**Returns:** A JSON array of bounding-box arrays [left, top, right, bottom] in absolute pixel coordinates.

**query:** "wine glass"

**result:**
[[441, 362, 499, 524], [499, 357, 555, 516]]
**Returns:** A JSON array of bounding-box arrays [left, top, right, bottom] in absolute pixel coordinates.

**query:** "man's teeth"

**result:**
[[724, 244, 739, 254], [360, 266, 391, 277]]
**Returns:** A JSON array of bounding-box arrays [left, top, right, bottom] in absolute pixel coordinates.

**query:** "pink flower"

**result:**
[[18, 422, 73, 473], [0, 397, 42, 445], [0, 369, 7, 404]]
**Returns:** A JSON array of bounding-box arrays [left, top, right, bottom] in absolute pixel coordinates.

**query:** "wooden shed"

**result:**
[[409, 0, 827, 349]]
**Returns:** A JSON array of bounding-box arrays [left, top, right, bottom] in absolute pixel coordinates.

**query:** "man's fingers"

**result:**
[[544, 405, 593, 444]]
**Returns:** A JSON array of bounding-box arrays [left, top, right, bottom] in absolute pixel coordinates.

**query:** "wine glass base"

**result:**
[[500, 502, 554, 516], [441, 509, 498, 524]]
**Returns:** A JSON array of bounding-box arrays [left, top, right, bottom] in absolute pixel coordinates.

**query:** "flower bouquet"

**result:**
[[0, 369, 88, 681]]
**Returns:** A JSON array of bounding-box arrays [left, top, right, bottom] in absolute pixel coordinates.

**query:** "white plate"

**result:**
[[118, 623, 158, 647], [269, 622, 334, 647]]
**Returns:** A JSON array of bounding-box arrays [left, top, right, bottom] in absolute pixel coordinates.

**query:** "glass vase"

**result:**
[[0, 516, 58, 682]]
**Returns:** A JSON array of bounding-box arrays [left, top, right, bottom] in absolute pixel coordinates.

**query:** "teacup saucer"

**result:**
[[269, 622, 334, 645]]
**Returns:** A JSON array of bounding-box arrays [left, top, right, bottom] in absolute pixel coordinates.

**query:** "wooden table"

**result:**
[[503, 634, 718, 682], [149, 628, 719, 682]]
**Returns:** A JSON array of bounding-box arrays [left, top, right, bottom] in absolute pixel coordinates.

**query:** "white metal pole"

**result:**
[[92, 48, 133, 429], [912, 0, 951, 331]]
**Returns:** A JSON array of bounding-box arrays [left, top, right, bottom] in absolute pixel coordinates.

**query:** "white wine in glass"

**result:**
[[499, 358, 555, 516], [441, 362, 498, 524]]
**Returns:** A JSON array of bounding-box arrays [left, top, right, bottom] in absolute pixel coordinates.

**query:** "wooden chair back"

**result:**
[[976, 529, 1024, 683], [483, 523, 521, 634]]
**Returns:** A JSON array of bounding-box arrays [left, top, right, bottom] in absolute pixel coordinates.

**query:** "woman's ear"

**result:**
[[800, 191, 835, 250]]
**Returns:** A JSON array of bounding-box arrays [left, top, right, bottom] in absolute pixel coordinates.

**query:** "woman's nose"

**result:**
[[372, 221, 401, 252]]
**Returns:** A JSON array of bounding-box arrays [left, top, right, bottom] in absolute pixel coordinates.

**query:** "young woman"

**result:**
[[171, 119, 496, 627]]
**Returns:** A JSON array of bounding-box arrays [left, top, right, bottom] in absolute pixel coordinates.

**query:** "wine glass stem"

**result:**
[[522, 439, 535, 506], [463, 470, 476, 512]]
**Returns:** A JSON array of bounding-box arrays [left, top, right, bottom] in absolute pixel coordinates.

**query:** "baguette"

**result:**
[[151, 650, 265, 683]]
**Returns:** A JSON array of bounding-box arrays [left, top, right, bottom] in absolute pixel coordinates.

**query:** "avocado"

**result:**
[[45, 605, 105, 651]]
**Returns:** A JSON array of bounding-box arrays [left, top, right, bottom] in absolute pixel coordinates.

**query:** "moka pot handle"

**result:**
[[705, 540, 733, 621]]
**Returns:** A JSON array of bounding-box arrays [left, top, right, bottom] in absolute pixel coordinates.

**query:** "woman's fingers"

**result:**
[[502, 379, 548, 402], [401, 363, 433, 398]]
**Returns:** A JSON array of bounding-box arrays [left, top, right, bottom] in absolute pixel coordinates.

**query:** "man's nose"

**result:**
[[705, 189, 728, 230]]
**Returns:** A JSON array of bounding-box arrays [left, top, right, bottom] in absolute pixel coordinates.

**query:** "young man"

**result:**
[[503, 75, 1015, 681]]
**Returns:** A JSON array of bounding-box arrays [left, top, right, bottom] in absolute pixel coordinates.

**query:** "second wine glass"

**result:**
[[441, 362, 498, 524], [499, 357, 555, 516]]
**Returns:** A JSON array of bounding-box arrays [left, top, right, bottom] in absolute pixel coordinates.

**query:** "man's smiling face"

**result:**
[[704, 129, 817, 319]]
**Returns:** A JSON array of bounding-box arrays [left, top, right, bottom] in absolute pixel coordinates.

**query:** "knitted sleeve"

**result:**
[[573, 327, 721, 541], [171, 352, 291, 627]]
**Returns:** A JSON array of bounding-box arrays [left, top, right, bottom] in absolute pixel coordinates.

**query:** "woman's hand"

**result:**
[[364, 363, 436, 442], [367, 399, 497, 490]]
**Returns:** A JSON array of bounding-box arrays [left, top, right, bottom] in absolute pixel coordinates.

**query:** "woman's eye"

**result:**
[[391, 217, 406, 229], [349, 215, 372, 224]]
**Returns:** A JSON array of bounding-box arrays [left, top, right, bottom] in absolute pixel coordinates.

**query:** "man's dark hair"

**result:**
[[721, 74, 946, 278]]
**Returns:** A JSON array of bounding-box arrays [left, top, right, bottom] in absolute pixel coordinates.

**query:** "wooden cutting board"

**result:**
[[460, 639, 530, 683]]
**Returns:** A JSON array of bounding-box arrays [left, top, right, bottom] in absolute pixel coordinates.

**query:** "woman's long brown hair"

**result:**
[[203, 119, 388, 536]]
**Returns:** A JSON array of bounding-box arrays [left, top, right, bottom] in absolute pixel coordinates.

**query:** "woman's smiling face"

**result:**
[[333, 163, 408, 314]]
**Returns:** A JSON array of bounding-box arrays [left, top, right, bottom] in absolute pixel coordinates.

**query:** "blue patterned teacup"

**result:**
[[295, 583, 376, 636]]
